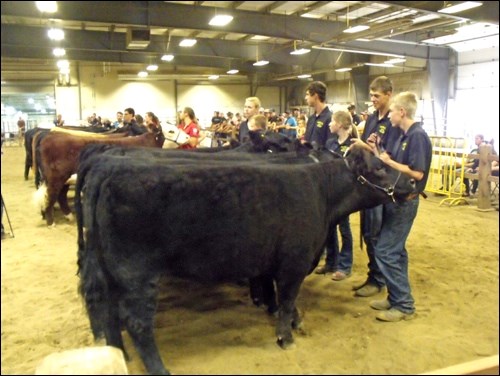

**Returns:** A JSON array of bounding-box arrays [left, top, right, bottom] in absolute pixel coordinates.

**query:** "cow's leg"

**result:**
[[274, 275, 305, 349], [58, 184, 73, 220], [103, 290, 128, 360], [120, 276, 169, 375], [24, 161, 30, 180], [44, 184, 62, 226], [249, 277, 263, 306], [249, 274, 278, 314]]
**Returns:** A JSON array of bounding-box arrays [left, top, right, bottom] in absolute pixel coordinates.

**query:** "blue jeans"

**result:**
[[324, 216, 353, 273], [374, 198, 419, 314], [361, 205, 385, 287]]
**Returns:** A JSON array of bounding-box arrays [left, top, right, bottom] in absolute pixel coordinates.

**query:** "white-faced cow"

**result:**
[[33, 123, 191, 226], [75, 145, 416, 375]]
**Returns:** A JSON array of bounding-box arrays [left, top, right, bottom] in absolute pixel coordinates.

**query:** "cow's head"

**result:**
[[345, 145, 417, 202], [161, 122, 190, 147]]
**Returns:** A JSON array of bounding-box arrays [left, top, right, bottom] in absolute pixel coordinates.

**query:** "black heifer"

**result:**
[[76, 145, 416, 375]]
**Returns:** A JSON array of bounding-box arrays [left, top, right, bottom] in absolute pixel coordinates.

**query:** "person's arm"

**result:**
[[379, 152, 424, 181]]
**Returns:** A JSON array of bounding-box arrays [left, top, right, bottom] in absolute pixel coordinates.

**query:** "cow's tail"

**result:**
[[76, 147, 110, 340], [32, 183, 48, 214]]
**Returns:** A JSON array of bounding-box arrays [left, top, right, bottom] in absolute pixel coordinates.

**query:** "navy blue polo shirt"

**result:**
[[390, 122, 432, 193], [238, 120, 249, 143], [362, 110, 402, 152], [304, 106, 332, 147]]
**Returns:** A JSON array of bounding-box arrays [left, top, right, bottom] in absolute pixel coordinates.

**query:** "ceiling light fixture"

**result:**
[[227, 69, 239, 74], [48, 28, 64, 41], [343, 6, 369, 34], [335, 67, 352, 72], [385, 58, 406, 64], [438, 1, 482, 14], [36, 1, 57, 13], [146, 64, 158, 71], [57, 60, 69, 69], [209, 15, 233, 26], [53, 48, 66, 57], [343, 25, 370, 33], [161, 54, 174, 62], [138, 71, 148, 78], [253, 45, 269, 66], [208, 75, 220, 80], [290, 40, 311, 55], [179, 39, 197, 47], [297, 74, 312, 79], [253, 60, 269, 66], [364, 62, 395, 67]]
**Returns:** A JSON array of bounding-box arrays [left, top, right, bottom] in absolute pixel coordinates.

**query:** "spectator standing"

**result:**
[[116, 107, 148, 135], [178, 107, 200, 149], [348, 104, 362, 126], [238, 97, 261, 144], [368, 91, 432, 322], [352, 76, 403, 298], [276, 111, 298, 139], [303, 81, 332, 147], [17, 116, 26, 145], [315, 110, 359, 279], [54, 114, 64, 127], [145, 111, 161, 133]]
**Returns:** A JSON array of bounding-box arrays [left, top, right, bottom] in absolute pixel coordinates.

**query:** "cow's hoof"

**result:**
[[64, 213, 74, 221], [47, 223, 56, 229], [276, 337, 295, 349]]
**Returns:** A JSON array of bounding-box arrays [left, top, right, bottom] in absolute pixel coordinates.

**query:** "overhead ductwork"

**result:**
[[126, 28, 150, 49]]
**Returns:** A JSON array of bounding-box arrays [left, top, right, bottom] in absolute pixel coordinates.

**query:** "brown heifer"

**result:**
[[36, 131, 165, 226]]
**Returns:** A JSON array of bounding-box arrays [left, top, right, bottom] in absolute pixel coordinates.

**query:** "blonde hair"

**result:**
[[391, 92, 418, 119], [245, 97, 261, 110], [249, 114, 267, 131], [332, 110, 358, 138]]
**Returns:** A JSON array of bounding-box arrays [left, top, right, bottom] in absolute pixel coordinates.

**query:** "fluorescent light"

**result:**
[[438, 1, 482, 14], [208, 75, 219, 80], [161, 54, 174, 62], [335, 67, 352, 72], [146, 64, 158, 71], [226, 69, 239, 74], [384, 58, 406, 64], [412, 14, 440, 24], [290, 48, 311, 55], [364, 62, 395, 67], [209, 15, 233, 26], [297, 74, 312, 79], [36, 1, 57, 13], [179, 39, 197, 47], [250, 35, 270, 40], [59, 67, 70, 74], [253, 60, 269, 66], [138, 71, 148, 78], [48, 28, 64, 41], [313, 45, 404, 59], [343, 25, 370, 34], [53, 48, 66, 57]]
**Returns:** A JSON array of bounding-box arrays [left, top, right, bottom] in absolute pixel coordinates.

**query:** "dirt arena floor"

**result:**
[[1, 143, 498, 375]]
